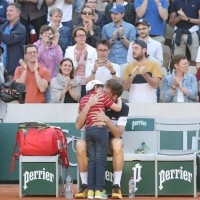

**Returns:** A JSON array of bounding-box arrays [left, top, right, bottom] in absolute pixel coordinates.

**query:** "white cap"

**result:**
[[86, 80, 103, 92]]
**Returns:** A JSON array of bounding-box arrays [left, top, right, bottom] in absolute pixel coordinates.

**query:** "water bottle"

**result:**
[[65, 172, 73, 199], [128, 176, 135, 198]]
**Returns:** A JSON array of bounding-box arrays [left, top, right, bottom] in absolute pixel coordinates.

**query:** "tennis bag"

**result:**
[[10, 122, 69, 172]]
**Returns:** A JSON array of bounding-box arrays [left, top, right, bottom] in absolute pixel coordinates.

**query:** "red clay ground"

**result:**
[[0, 185, 200, 200]]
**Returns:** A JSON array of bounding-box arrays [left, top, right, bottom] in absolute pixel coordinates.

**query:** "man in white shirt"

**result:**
[[127, 18, 163, 67], [85, 40, 121, 84]]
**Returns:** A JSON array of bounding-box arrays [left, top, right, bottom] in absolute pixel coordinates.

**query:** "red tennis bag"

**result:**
[[10, 122, 69, 173]]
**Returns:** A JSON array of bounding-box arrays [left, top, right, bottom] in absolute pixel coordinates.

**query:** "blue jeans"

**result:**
[[81, 85, 86, 98], [86, 125, 109, 190], [73, 0, 84, 13]]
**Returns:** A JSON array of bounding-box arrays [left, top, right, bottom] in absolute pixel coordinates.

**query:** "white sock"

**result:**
[[113, 171, 122, 187], [80, 172, 88, 185]]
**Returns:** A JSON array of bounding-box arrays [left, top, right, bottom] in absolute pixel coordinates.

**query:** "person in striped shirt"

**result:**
[[78, 79, 121, 199]]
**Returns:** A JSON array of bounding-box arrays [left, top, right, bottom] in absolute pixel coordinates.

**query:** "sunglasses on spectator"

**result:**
[[81, 12, 93, 15]]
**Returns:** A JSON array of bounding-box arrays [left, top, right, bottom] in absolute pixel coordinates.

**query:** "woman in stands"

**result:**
[[65, 27, 97, 98], [48, 7, 72, 55], [162, 54, 198, 103], [76, 6, 101, 48], [105, 0, 136, 25], [50, 58, 81, 103]]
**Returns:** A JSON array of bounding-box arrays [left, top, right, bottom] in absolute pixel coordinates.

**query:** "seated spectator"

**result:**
[[76, 6, 101, 48], [196, 47, 200, 69], [14, 44, 51, 103], [196, 47, 200, 101], [105, 0, 136, 26], [73, 0, 84, 14], [46, 0, 73, 34], [86, 39, 121, 84], [34, 25, 63, 79], [162, 54, 198, 103], [18, 0, 47, 44], [76, 0, 105, 29], [65, 27, 97, 98], [48, 7, 72, 55], [50, 58, 81, 103], [0, 0, 8, 25]]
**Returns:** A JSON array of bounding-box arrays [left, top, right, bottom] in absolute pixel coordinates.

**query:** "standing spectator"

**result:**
[[46, 0, 73, 34], [86, 39, 121, 84], [48, 7, 72, 55], [169, 0, 200, 62], [50, 58, 81, 103], [0, 0, 8, 25], [76, 6, 101, 48], [127, 18, 163, 66], [102, 4, 136, 78], [76, 0, 105, 29], [105, 0, 136, 26], [65, 27, 97, 98], [122, 39, 162, 103], [162, 54, 198, 103], [18, 0, 47, 44], [0, 2, 26, 76], [73, 0, 84, 14], [135, 0, 168, 44], [14, 44, 51, 103], [34, 25, 63, 79]]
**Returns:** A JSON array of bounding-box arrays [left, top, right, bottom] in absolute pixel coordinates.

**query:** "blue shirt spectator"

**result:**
[[0, 0, 8, 25]]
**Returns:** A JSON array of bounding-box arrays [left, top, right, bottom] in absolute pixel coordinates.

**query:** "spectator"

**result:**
[[14, 44, 51, 103], [102, 4, 136, 78], [196, 48, 200, 101], [105, 0, 136, 26], [76, 0, 105, 29], [78, 79, 121, 199], [0, 45, 12, 119], [196, 46, 200, 69], [135, 0, 168, 44], [75, 79, 129, 199], [169, 0, 200, 62], [34, 25, 63, 79], [162, 54, 198, 103], [127, 18, 163, 66], [46, 0, 73, 34], [122, 39, 162, 103], [48, 7, 72, 55], [0, 2, 26, 76], [86, 39, 121, 84], [0, 0, 8, 25], [76, 6, 101, 48], [18, 0, 47, 44], [65, 27, 97, 98], [50, 58, 81, 103]]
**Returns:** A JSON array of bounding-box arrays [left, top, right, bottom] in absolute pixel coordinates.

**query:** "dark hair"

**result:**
[[104, 79, 123, 97], [171, 54, 187, 69], [96, 39, 111, 49], [8, 2, 21, 12], [81, 6, 94, 15], [59, 58, 75, 79], [72, 27, 87, 39], [39, 25, 54, 35], [85, 0, 97, 3], [24, 44, 38, 54]]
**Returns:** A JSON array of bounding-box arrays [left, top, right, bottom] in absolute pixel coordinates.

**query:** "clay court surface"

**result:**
[[1, 185, 200, 200]]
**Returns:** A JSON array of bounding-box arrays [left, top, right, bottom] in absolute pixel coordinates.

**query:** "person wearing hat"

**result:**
[[135, 0, 168, 44], [78, 79, 122, 199], [122, 39, 162, 103], [102, 3, 136, 78], [127, 18, 163, 67]]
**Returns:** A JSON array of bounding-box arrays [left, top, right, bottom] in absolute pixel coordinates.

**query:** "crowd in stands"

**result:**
[[0, 0, 200, 104]]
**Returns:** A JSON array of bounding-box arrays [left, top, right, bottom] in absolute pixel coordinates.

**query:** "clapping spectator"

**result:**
[[76, 6, 101, 48], [48, 7, 72, 55], [50, 58, 81, 103], [65, 27, 97, 98]]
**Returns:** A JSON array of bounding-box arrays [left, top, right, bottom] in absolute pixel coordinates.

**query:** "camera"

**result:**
[[97, 59, 107, 67], [48, 34, 54, 40], [0, 82, 26, 104]]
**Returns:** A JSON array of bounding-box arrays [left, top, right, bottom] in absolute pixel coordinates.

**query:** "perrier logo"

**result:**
[[23, 168, 54, 190]]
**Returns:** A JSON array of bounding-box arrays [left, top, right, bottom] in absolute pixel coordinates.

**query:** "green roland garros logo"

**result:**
[[125, 118, 155, 131], [23, 168, 55, 190], [159, 166, 192, 190]]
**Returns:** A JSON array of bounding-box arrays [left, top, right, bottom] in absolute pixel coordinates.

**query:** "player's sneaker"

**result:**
[[87, 190, 94, 199], [95, 190, 108, 199], [75, 184, 88, 199], [111, 184, 122, 199]]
